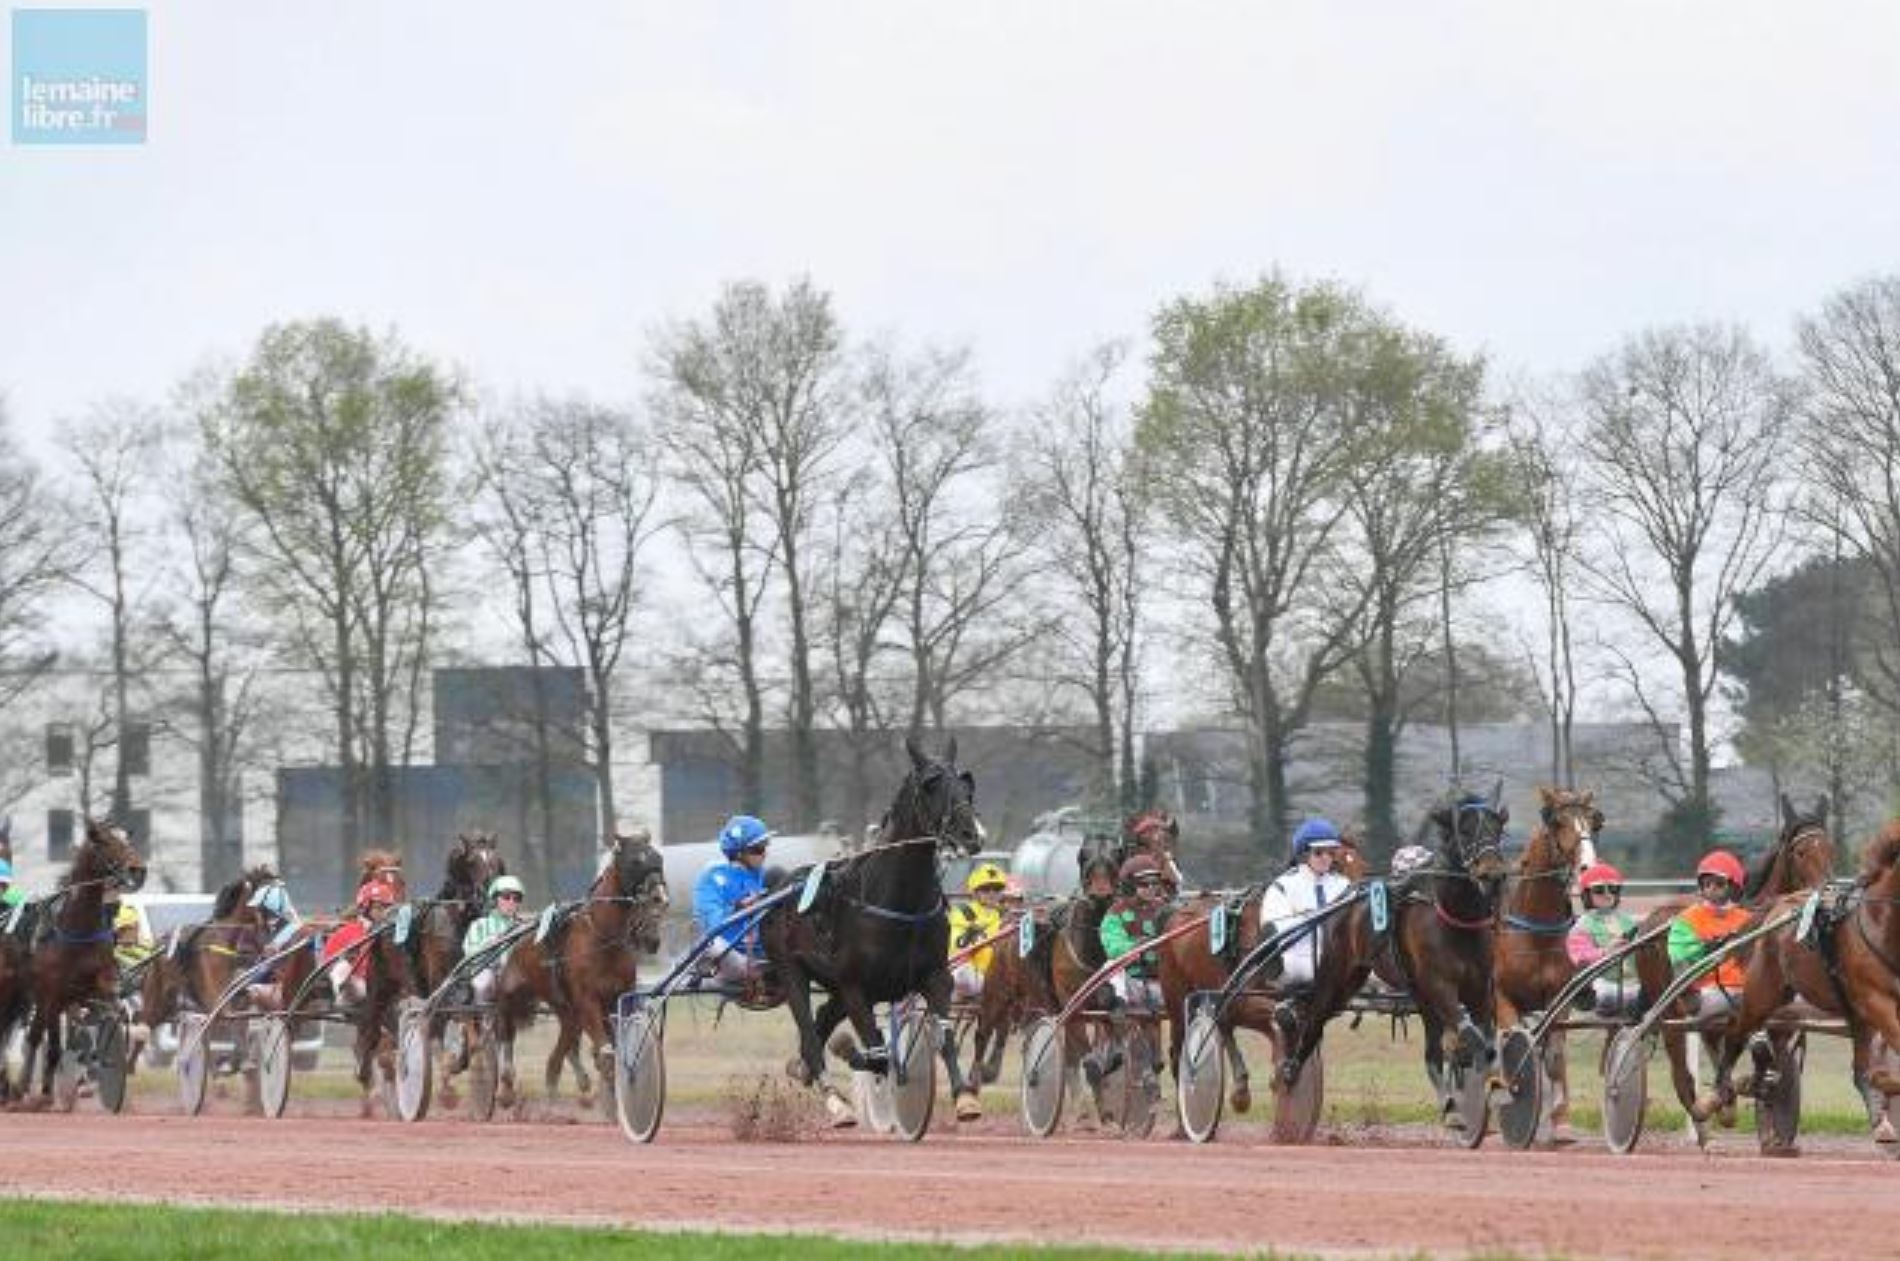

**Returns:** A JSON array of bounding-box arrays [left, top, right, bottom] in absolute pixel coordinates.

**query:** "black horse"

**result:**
[[1278, 790, 1510, 1129], [759, 735, 985, 1123]]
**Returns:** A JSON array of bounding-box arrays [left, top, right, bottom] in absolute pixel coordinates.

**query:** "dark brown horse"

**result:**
[[134, 865, 275, 1067], [1280, 794, 1510, 1130], [1156, 838, 1369, 1119], [14, 819, 147, 1108], [1629, 794, 1836, 1135], [494, 831, 667, 1111], [1492, 787, 1602, 1138], [1693, 820, 1900, 1146], [758, 736, 984, 1124], [406, 833, 506, 1107]]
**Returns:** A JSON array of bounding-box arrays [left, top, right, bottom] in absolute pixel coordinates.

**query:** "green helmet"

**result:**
[[487, 874, 525, 902]]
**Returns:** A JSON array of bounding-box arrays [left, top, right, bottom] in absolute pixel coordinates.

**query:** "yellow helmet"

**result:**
[[113, 903, 141, 930], [965, 862, 1008, 895]]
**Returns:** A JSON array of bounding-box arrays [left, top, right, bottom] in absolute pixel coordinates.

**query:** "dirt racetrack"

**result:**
[[4, 1107, 1899, 1258]]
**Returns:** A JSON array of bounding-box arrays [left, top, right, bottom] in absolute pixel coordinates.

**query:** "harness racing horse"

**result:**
[[134, 865, 275, 1068], [1280, 792, 1510, 1134], [1630, 794, 1836, 1136], [758, 735, 985, 1124], [1492, 787, 1601, 1139], [1157, 838, 1368, 1121], [494, 831, 668, 1111], [1693, 820, 1900, 1147], [406, 834, 507, 1108], [14, 819, 147, 1109]]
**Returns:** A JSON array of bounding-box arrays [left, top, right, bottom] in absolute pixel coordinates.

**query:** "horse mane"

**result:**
[[358, 849, 402, 881], [1857, 822, 1900, 882]]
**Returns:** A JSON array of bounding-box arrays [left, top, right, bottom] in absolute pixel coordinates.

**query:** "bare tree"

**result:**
[[0, 401, 74, 710], [1506, 393, 1585, 788], [62, 401, 163, 822], [1023, 342, 1148, 810], [866, 342, 1035, 736], [1138, 276, 1372, 852], [476, 397, 662, 852], [1578, 324, 1792, 834], [205, 319, 457, 870], [1797, 277, 1900, 722]]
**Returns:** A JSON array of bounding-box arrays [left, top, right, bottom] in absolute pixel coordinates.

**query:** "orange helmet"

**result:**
[[1695, 850, 1745, 888]]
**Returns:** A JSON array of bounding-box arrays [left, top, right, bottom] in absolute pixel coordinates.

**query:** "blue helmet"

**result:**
[[249, 882, 291, 919], [0, 858, 13, 881], [1291, 817, 1342, 860], [719, 815, 773, 858]]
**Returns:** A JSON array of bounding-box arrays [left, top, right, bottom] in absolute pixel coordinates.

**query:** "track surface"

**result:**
[[4, 1108, 1898, 1257]]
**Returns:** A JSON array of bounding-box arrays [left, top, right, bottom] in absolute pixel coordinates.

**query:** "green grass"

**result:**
[[0, 1199, 1527, 1261]]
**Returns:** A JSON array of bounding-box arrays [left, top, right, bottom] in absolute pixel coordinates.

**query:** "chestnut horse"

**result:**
[[1279, 793, 1510, 1130], [134, 865, 275, 1065], [1492, 787, 1602, 1138], [1694, 820, 1900, 1146], [494, 831, 667, 1111], [1629, 794, 1836, 1136], [1157, 837, 1368, 1118], [14, 820, 147, 1108]]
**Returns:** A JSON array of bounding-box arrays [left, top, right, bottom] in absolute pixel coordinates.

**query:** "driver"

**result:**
[[692, 814, 772, 988], [949, 862, 1009, 1001], [1568, 862, 1639, 1016], [1265, 817, 1351, 1046], [463, 875, 526, 1003], [1667, 849, 1750, 1020]]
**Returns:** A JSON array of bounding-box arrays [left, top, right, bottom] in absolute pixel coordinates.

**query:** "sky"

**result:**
[[5, 1, 1900, 450]]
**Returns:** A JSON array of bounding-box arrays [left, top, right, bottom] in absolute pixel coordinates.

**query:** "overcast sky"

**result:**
[[4, 1, 1899, 450]]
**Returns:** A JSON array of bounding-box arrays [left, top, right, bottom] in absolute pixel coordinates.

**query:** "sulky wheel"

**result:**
[[395, 997, 432, 1123], [1119, 1023, 1162, 1140], [95, 1014, 129, 1115], [614, 1007, 666, 1144], [1602, 1027, 1650, 1155], [1020, 1016, 1067, 1138], [1756, 1032, 1806, 1156], [1497, 1026, 1547, 1150], [53, 1020, 88, 1114], [1176, 1010, 1226, 1144], [257, 1017, 292, 1119], [1447, 1053, 1491, 1149], [889, 1003, 938, 1142], [1271, 1049, 1325, 1144], [466, 1019, 499, 1123], [177, 1013, 211, 1117]]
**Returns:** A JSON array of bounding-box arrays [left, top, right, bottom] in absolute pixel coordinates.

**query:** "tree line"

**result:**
[[3, 270, 1899, 879]]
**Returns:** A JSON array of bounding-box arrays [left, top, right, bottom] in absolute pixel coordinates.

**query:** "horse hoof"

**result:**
[[1874, 1117, 1897, 1145], [438, 1083, 460, 1110], [1689, 1094, 1721, 1124], [785, 1057, 814, 1086], [1230, 1083, 1252, 1114], [1717, 1100, 1739, 1129], [577, 1090, 596, 1112], [955, 1091, 982, 1122], [1550, 1122, 1578, 1145], [824, 1093, 858, 1128]]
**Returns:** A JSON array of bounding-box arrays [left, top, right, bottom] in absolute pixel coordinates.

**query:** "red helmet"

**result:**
[[1695, 850, 1745, 888], [1579, 862, 1624, 891], [1119, 853, 1163, 886], [356, 879, 400, 911]]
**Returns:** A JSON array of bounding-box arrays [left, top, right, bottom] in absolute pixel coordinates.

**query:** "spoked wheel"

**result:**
[[889, 1003, 938, 1142], [1271, 1049, 1325, 1144], [1119, 1023, 1161, 1140], [1020, 1016, 1066, 1138], [1176, 1011, 1226, 1144], [257, 1018, 292, 1119], [1602, 1027, 1650, 1155], [466, 1020, 499, 1123], [395, 997, 432, 1123], [1497, 1026, 1547, 1150], [96, 1015, 129, 1115], [1756, 1033, 1805, 1155], [853, 1065, 896, 1135], [614, 1007, 666, 1144], [177, 1013, 211, 1117]]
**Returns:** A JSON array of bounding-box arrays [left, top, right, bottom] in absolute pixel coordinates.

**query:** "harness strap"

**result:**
[[1501, 911, 1575, 936], [1434, 900, 1493, 932], [850, 894, 946, 925]]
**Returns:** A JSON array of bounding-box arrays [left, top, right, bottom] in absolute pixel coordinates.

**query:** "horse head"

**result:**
[[604, 826, 668, 954], [1429, 785, 1509, 883], [1749, 794, 1836, 899], [895, 734, 983, 858], [444, 832, 506, 903], [1534, 785, 1603, 878], [80, 817, 147, 893], [213, 864, 278, 922]]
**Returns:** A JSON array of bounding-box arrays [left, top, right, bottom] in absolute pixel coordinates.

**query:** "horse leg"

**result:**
[[1848, 994, 1900, 1145], [19, 1008, 48, 1107], [782, 966, 855, 1127], [1223, 1028, 1252, 1114], [921, 968, 979, 1121], [544, 1014, 583, 1103], [1545, 1029, 1573, 1141], [495, 1010, 519, 1112]]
